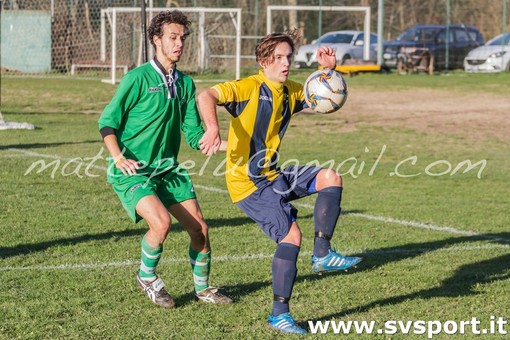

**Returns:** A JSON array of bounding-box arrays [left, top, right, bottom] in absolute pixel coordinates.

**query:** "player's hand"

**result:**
[[317, 46, 337, 70], [199, 129, 221, 156], [114, 157, 140, 176]]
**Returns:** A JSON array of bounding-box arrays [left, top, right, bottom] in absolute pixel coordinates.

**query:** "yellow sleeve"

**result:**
[[212, 81, 239, 105], [212, 78, 257, 117]]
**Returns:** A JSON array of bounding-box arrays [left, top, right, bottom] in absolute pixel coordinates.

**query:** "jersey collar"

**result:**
[[259, 69, 284, 92], [151, 57, 179, 99]]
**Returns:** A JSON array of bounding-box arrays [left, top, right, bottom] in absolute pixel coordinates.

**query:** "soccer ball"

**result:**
[[303, 69, 348, 114]]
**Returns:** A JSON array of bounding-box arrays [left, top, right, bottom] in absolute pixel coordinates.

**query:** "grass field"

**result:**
[[1, 71, 509, 339]]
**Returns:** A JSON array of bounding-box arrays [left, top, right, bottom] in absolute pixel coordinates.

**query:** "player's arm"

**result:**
[[98, 73, 140, 176], [197, 88, 223, 155], [181, 81, 206, 151], [99, 128, 139, 176], [317, 46, 337, 69]]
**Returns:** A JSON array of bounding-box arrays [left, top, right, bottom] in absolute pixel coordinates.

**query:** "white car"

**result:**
[[294, 30, 378, 68], [464, 32, 510, 73]]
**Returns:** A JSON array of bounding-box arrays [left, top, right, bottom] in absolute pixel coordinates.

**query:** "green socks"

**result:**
[[138, 236, 210, 291], [189, 246, 211, 292], [138, 235, 162, 281]]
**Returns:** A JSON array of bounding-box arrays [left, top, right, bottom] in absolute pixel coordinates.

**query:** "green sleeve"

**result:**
[[181, 80, 205, 150], [98, 73, 138, 130]]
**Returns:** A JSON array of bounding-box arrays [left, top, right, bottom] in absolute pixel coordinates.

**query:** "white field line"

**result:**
[[194, 185, 510, 243], [8, 148, 510, 244], [1, 244, 509, 271], [8, 148, 109, 171]]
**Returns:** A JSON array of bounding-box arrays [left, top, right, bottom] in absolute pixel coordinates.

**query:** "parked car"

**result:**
[[464, 32, 510, 72], [294, 30, 378, 68], [383, 24, 484, 74]]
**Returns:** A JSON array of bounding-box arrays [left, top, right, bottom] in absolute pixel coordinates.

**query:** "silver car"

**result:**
[[464, 32, 510, 73], [294, 30, 378, 68]]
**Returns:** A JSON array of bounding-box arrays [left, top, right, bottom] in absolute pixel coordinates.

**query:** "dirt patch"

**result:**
[[291, 114, 360, 133], [209, 86, 509, 142], [341, 88, 510, 142]]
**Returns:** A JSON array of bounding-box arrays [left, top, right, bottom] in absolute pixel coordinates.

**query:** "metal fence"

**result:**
[[1, 0, 508, 78]]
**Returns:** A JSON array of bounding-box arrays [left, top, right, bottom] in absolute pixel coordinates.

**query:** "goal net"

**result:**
[[101, 6, 241, 84]]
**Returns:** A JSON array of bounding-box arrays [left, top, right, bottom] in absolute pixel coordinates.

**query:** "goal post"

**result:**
[[101, 7, 242, 84], [266, 5, 373, 62]]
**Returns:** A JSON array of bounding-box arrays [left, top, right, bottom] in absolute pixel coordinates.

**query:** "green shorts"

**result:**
[[111, 169, 196, 223]]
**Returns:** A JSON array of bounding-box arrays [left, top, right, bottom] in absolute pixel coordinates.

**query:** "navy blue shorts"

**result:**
[[236, 165, 321, 243]]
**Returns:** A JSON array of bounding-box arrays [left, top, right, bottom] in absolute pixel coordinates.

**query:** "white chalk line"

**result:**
[[3, 148, 508, 272], [7, 148, 510, 243], [1, 244, 508, 272], [0, 148, 510, 271]]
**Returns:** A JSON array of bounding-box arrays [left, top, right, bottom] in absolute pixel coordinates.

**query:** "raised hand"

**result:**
[[317, 46, 337, 69]]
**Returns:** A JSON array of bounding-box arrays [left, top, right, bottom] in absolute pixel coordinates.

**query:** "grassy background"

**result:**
[[1, 72, 509, 339]]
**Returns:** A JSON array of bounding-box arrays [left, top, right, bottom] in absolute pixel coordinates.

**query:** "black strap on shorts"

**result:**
[[273, 294, 290, 304], [315, 231, 332, 240]]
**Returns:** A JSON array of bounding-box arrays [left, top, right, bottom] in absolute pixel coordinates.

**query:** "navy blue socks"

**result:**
[[313, 186, 343, 258], [271, 242, 300, 316]]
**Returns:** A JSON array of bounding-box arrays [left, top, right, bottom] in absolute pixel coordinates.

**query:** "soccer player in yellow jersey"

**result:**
[[198, 31, 362, 334]]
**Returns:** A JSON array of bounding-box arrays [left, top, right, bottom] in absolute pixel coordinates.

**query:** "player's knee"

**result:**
[[317, 169, 342, 189], [148, 214, 172, 240], [187, 220, 208, 244], [334, 172, 342, 187], [282, 223, 302, 246], [188, 224, 207, 241]]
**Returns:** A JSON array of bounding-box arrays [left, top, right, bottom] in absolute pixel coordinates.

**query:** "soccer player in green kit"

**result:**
[[98, 10, 231, 308]]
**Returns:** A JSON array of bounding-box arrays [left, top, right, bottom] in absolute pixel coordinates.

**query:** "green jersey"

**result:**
[[98, 60, 204, 182]]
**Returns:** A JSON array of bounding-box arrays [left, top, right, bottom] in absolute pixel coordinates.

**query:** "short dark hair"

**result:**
[[255, 30, 298, 66], [148, 10, 192, 49]]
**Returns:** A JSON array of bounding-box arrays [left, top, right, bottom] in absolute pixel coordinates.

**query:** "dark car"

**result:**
[[383, 24, 484, 73]]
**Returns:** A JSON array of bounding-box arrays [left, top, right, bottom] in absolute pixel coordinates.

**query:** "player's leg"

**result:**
[[236, 178, 306, 334], [134, 194, 176, 308], [310, 168, 362, 272], [168, 199, 232, 304], [270, 222, 302, 326], [268, 224, 306, 334], [312, 168, 342, 258], [162, 170, 231, 304], [112, 175, 175, 308], [137, 194, 173, 251], [281, 165, 361, 273], [168, 198, 209, 253], [168, 199, 208, 291]]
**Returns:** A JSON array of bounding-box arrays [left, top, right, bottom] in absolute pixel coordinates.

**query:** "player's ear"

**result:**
[[153, 35, 161, 48]]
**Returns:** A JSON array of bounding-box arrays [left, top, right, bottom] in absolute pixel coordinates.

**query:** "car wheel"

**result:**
[[506, 60, 510, 72]]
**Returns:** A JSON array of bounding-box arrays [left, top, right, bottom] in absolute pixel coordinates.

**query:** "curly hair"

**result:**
[[255, 30, 299, 66], [148, 10, 192, 49]]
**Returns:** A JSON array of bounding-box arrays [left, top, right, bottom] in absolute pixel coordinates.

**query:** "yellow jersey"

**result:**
[[213, 70, 307, 202]]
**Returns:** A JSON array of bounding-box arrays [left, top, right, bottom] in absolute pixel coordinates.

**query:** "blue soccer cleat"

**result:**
[[267, 312, 307, 334], [311, 248, 362, 273]]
